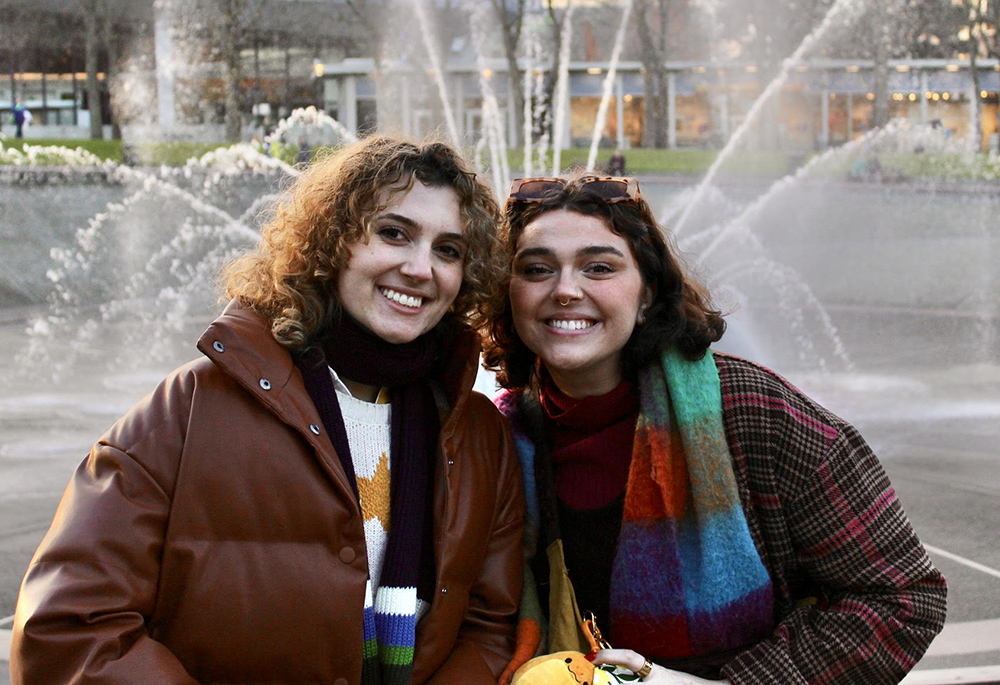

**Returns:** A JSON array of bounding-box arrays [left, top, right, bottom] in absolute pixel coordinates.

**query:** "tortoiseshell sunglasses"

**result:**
[[507, 176, 642, 203]]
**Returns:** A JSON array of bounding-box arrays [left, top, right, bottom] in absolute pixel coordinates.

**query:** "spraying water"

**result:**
[[522, 38, 542, 178], [673, 0, 870, 235], [551, 0, 575, 175], [411, 0, 462, 148], [585, 0, 634, 172], [265, 106, 358, 146], [523, 65, 534, 177], [467, 0, 511, 195], [694, 124, 897, 267], [522, 30, 554, 176]]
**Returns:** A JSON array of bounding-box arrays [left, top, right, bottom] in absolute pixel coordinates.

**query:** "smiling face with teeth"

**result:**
[[336, 180, 468, 344], [509, 209, 653, 398]]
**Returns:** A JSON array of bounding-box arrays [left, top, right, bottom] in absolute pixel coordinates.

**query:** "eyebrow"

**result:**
[[377, 212, 467, 243], [378, 212, 418, 228], [579, 245, 626, 258], [515, 245, 626, 260]]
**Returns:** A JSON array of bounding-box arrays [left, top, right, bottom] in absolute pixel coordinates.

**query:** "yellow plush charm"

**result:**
[[509, 651, 635, 685]]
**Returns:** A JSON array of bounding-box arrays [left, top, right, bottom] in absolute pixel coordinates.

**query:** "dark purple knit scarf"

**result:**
[[293, 314, 438, 684]]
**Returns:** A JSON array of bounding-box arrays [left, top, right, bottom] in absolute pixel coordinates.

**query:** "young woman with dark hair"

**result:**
[[482, 175, 946, 685]]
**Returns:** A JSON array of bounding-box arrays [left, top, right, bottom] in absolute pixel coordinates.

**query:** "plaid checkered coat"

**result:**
[[714, 352, 946, 683], [500, 351, 947, 685]]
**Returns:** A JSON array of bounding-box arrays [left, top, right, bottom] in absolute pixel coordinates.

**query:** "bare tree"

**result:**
[[533, 0, 566, 147], [219, 0, 246, 142], [77, 0, 105, 139], [958, 0, 996, 151], [175, 0, 268, 142], [895, 0, 997, 149], [490, 0, 526, 146], [870, 0, 892, 130], [988, 0, 1000, 151], [634, 0, 669, 148], [0, 2, 31, 118], [101, 1, 123, 139]]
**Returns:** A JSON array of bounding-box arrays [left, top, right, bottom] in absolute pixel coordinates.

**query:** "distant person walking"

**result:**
[[607, 149, 626, 175], [13, 98, 31, 138], [296, 135, 312, 165]]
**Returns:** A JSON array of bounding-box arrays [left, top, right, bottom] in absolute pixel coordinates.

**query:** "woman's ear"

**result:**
[[637, 285, 655, 325], [643, 285, 655, 309]]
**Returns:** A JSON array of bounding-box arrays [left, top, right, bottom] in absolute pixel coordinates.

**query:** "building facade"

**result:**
[[2, 0, 998, 150], [318, 57, 1000, 152]]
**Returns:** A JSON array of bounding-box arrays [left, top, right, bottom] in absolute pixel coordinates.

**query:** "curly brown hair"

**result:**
[[223, 135, 504, 349], [481, 174, 726, 390]]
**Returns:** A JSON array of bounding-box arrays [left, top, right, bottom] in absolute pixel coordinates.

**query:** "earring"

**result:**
[[637, 305, 647, 325]]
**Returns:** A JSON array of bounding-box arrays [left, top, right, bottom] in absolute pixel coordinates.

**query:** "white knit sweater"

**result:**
[[330, 369, 392, 589]]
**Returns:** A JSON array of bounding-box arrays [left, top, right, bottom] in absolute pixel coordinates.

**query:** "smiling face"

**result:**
[[336, 180, 467, 344], [509, 209, 652, 397]]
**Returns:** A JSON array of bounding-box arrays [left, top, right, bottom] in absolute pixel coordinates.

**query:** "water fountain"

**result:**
[[466, 0, 513, 195], [584, 0, 634, 172], [672, 0, 871, 235], [413, 0, 462, 149], [2, 6, 1000, 675], [264, 106, 359, 149]]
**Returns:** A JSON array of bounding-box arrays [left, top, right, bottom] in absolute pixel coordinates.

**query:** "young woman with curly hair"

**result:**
[[481, 175, 946, 685], [12, 136, 524, 685]]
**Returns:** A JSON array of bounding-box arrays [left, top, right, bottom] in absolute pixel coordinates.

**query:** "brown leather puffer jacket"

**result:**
[[11, 302, 523, 685]]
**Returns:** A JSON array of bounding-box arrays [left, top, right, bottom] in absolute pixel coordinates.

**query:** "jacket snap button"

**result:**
[[447, 459, 454, 466], [335, 679, 348, 685], [259, 378, 271, 390], [339, 547, 356, 564], [440, 587, 447, 595], [310, 424, 321, 435], [212, 341, 225, 353]]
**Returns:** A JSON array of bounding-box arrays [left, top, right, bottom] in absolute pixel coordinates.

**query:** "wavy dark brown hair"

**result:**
[[481, 174, 726, 390], [223, 135, 504, 349]]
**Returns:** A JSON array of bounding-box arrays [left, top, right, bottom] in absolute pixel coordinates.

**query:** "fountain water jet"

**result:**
[[265, 107, 358, 148], [522, 48, 535, 177], [585, 0, 634, 173], [14, 153, 285, 382], [673, 0, 871, 235], [691, 124, 899, 268], [550, 1, 575, 175], [412, 0, 462, 149], [519, 30, 556, 177], [674, 127, 914, 373], [467, 0, 512, 195]]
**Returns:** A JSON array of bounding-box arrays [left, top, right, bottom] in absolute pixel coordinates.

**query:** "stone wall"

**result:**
[[0, 167, 284, 308]]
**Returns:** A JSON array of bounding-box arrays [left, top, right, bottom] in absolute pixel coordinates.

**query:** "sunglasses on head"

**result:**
[[508, 176, 641, 203]]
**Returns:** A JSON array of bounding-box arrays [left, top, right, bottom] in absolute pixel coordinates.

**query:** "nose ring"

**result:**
[[557, 297, 571, 306]]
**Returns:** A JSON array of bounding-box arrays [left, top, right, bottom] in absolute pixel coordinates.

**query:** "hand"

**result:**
[[590, 649, 733, 685]]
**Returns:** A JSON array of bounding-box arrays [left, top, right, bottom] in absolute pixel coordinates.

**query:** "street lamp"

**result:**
[[313, 60, 324, 109]]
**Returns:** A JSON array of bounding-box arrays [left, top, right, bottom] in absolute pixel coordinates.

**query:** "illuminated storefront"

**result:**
[[319, 58, 1000, 151]]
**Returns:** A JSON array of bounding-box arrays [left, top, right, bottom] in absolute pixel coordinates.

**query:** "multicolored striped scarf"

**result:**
[[609, 347, 773, 657], [354, 379, 436, 685], [294, 315, 438, 685], [496, 347, 773, 679]]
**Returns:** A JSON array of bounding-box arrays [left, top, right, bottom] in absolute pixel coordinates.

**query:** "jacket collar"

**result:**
[[197, 300, 482, 420]]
